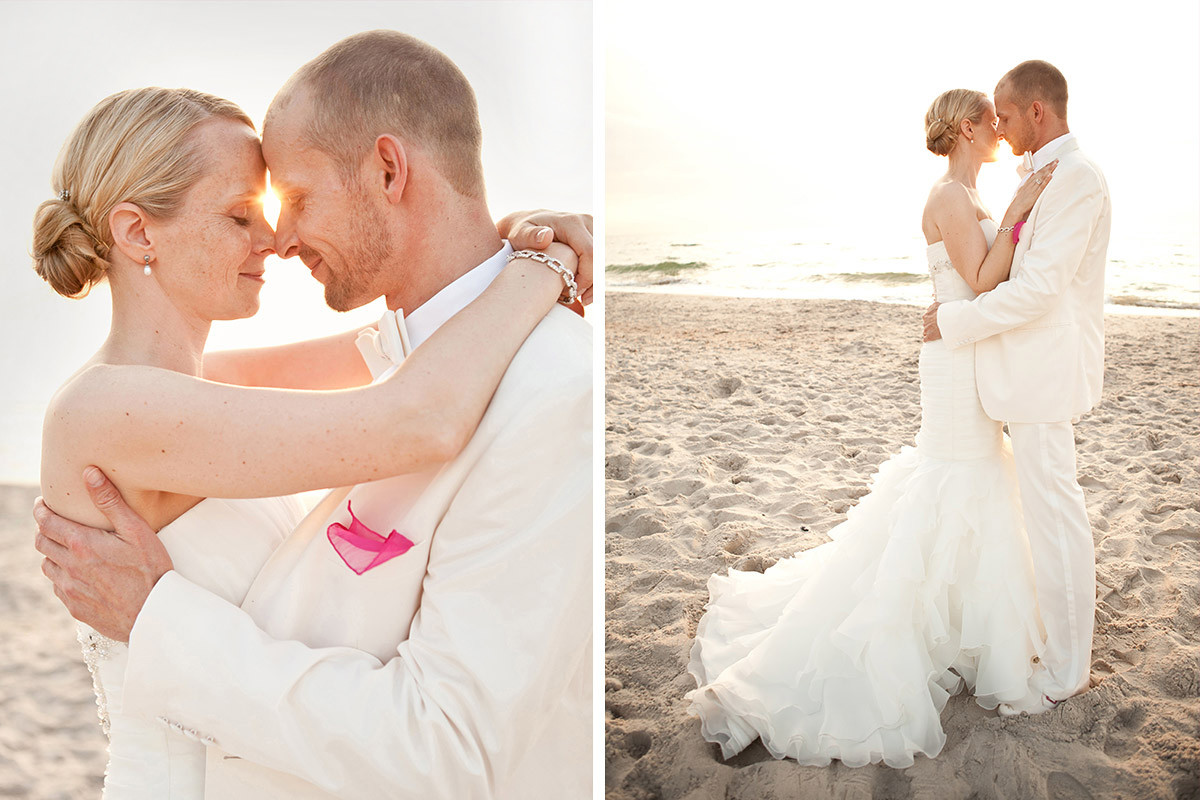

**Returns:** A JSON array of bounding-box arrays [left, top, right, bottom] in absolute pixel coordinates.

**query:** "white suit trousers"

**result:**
[[1007, 421, 1095, 699]]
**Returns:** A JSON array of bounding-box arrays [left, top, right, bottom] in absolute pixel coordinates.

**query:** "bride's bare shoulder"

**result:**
[[41, 364, 180, 526], [925, 179, 970, 210], [45, 363, 154, 425], [41, 365, 122, 525], [42, 363, 181, 471], [923, 180, 971, 241]]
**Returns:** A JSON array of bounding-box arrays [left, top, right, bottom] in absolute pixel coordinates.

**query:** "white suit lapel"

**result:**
[[1009, 138, 1081, 279]]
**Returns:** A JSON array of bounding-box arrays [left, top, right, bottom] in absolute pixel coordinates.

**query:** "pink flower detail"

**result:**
[[326, 501, 414, 575]]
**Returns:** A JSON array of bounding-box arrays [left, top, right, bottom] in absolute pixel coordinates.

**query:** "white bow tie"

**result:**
[[1017, 151, 1036, 178], [354, 309, 413, 380]]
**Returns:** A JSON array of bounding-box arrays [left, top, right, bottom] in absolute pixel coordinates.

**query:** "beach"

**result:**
[[605, 293, 1199, 799], [0, 484, 105, 798]]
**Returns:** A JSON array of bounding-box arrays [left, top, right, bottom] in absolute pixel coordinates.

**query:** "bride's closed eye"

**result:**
[[229, 205, 253, 227]]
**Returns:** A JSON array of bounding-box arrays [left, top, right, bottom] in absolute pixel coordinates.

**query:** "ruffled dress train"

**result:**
[[686, 220, 1048, 767]]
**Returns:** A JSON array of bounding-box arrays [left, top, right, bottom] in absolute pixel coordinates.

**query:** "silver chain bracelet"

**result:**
[[508, 249, 578, 305]]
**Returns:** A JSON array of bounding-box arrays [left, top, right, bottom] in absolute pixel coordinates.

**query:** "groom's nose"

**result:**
[[273, 209, 302, 260]]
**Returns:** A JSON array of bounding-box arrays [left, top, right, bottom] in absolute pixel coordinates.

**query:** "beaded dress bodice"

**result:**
[[926, 218, 999, 303]]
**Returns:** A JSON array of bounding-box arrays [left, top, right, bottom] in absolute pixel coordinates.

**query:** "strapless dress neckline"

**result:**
[[926, 217, 999, 254]]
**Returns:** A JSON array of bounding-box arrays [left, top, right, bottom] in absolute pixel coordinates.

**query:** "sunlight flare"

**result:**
[[262, 185, 281, 229]]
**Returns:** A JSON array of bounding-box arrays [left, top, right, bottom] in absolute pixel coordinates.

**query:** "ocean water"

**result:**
[[607, 229, 1200, 315]]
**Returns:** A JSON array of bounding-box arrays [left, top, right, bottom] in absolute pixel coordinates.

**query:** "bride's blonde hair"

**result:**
[[32, 87, 254, 298], [924, 89, 989, 157]]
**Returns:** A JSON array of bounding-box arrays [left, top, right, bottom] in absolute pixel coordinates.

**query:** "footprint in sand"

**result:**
[[714, 453, 749, 472], [619, 729, 653, 760], [606, 452, 633, 480], [712, 376, 743, 398], [1046, 770, 1095, 800], [872, 768, 915, 800], [723, 532, 750, 555], [735, 554, 776, 573], [1158, 653, 1200, 698], [658, 478, 704, 498], [1102, 702, 1147, 758], [1150, 528, 1198, 546], [615, 513, 667, 539], [1099, 589, 1126, 611]]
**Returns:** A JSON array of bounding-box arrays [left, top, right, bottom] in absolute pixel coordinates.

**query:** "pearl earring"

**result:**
[[144, 255, 152, 276]]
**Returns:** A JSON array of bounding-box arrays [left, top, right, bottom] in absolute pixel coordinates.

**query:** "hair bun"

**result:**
[[31, 198, 109, 298], [924, 89, 988, 158], [925, 118, 958, 156]]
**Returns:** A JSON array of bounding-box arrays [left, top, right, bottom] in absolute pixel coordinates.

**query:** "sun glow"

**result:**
[[262, 186, 281, 229]]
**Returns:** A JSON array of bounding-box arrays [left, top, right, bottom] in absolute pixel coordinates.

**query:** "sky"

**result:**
[[606, 1, 1200, 248], [0, 0, 592, 484]]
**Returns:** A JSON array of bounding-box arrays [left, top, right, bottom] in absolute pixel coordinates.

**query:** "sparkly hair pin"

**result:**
[[58, 189, 70, 201]]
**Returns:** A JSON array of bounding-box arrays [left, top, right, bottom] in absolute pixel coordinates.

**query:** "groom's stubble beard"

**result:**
[[322, 187, 393, 313]]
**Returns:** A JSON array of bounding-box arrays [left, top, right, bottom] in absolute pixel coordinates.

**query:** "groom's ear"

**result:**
[[372, 134, 409, 204], [1030, 100, 1046, 124]]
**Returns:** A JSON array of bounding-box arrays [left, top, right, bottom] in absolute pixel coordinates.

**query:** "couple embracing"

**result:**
[[688, 60, 1111, 767], [33, 31, 591, 798]]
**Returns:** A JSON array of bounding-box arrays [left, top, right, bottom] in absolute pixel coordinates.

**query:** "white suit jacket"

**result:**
[[121, 302, 592, 799], [937, 138, 1111, 424]]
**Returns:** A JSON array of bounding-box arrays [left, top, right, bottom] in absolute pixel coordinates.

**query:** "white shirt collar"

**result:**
[[1030, 132, 1075, 171], [400, 241, 513, 350]]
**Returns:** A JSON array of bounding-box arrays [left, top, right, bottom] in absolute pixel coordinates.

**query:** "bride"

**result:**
[[33, 87, 580, 796], [686, 88, 1059, 768]]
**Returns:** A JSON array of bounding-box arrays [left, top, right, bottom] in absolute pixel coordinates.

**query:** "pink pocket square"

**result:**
[[327, 501, 415, 575]]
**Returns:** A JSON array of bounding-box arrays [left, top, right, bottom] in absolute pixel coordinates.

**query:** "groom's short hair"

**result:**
[[997, 60, 1068, 120], [268, 30, 485, 199]]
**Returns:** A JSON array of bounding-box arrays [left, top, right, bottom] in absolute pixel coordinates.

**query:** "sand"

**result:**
[[0, 483, 106, 798], [604, 293, 1199, 800]]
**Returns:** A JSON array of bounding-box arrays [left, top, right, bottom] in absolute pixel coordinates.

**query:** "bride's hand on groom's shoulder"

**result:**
[[1009, 160, 1059, 222], [497, 209, 594, 306], [33, 467, 172, 642]]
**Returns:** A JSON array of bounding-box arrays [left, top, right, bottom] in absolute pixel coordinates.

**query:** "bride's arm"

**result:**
[[48, 246, 574, 501], [937, 162, 1057, 293], [203, 329, 375, 390], [203, 211, 594, 391]]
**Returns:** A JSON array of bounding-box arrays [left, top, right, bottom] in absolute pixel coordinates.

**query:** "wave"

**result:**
[[813, 272, 929, 286], [1108, 295, 1200, 311], [608, 260, 708, 276]]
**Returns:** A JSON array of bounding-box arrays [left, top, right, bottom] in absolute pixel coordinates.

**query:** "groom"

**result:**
[[34, 31, 591, 797], [923, 60, 1111, 712]]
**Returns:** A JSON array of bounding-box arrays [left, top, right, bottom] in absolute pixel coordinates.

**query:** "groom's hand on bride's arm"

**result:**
[[497, 209, 594, 306], [33, 467, 173, 642], [923, 302, 942, 342]]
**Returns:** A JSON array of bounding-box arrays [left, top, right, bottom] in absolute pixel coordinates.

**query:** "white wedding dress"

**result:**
[[686, 219, 1049, 768], [77, 495, 304, 798]]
